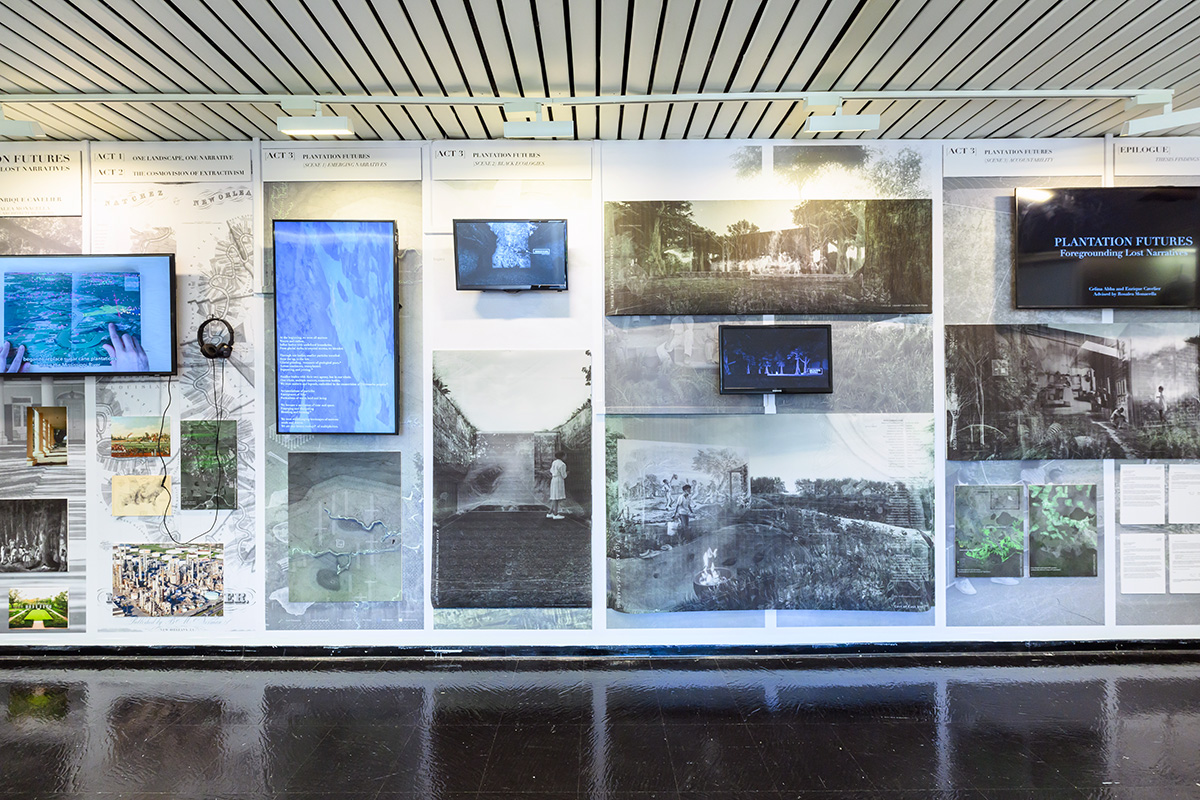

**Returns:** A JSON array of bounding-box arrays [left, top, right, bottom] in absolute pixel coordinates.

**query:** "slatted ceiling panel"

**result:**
[[744, 0, 866, 139], [502, 0, 551, 99], [659, 0, 726, 138], [533, 0, 571, 97], [340, 1, 456, 138], [465, 0, 525, 132], [394, 0, 488, 139], [703, 0, 797, 137], [105, 0, 241, 92], [429, 2, 506, 136], [32, 0, 181, 90], [173, 0, 304, 92], [368, 3, 467, 139], [563, 1, 597, 139], [858, 0, 956, 89], [3, 2, 151, 92], [806, 0, 900, 92], [686, 0, 768, 138], [719, 2, 816, 138], [614, 0, 663, 139], [303, 0, 412, 139], [635, 0, 684, 139], [596, 0, 628, 139], [676, 0, 738, 137]]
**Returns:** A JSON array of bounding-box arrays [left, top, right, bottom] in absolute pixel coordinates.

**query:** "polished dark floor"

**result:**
[[2, 653, 1200, 799]]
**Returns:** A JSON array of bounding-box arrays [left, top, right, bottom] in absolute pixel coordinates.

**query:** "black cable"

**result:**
[[156, 349, 228, 545]]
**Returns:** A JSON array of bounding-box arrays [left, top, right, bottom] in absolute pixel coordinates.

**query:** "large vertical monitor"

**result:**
[[1015, 186, 1200, 308], [273, 220, 399, 435], [0, 253, 177, 376]]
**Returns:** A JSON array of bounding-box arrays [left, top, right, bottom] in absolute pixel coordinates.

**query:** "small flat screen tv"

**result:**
[[0, 253, 177, 377], [718, 324, 833, 395], [453, 219, 567, 291], [273, 219, 399, 435], [1015, 186, 1200, 308]]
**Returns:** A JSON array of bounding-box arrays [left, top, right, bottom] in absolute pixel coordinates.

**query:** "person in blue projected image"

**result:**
[[2, 323, 149, 373]]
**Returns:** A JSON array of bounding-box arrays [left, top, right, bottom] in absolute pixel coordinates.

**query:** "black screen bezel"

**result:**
[[718, 323, 834, 395], [271, 219, 400, 436], [0, 252, 178, 378], [452, 218, 569, 292]]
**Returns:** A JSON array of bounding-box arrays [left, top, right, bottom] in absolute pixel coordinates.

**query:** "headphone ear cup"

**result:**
[[217, 342, 233, 359], [200, 342, 217, 359]]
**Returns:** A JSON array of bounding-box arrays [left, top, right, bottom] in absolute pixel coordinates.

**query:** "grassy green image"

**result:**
[[954, 485, 1024, 578], [180, 420, 237, 510], [1029, 484, 1098, 577], [8, 587, 68, 629]]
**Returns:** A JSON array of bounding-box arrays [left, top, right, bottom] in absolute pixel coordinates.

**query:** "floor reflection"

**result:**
[[1, 657, 1199, 797]]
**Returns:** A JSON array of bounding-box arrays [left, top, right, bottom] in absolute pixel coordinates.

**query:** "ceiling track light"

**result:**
[[1121, 103, 1200, 136], [802, 96, 881, 133], [502, 100, 574, 139], [276, 101, 353, 137], [0, 106, 46, 138]]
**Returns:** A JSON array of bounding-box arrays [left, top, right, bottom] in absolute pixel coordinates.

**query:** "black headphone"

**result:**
[[198, 318, 234, 359]]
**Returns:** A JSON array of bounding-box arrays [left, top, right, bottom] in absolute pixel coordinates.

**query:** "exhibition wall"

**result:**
[[1, 135, 1198, 648]]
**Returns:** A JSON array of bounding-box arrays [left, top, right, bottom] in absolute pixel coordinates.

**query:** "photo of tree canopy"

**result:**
[[605, 197, 932, 315]]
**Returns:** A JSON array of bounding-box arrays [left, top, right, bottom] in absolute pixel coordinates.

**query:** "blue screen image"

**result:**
[[454, 220, 567, 289], [274, 220, 397, 434], [720, 325, 832, 394]]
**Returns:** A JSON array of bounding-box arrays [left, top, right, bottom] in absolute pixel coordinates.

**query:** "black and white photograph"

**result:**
[[179, 420, 237, 511], [432, 350, 591, 612], [605, 316, 933, 414], [608, 414, 934, 615], [605, 197, 932, 315], [0, 498, 67, 572], [947, 323, 1200, 461], [287, 451, 404, 604]]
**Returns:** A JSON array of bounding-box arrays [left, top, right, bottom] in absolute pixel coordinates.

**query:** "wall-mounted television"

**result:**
[[453, 219, 567, 291], [273, 220, 399, 435], [1015, 186, 1200, 309], [0, 253, 177, 377], [718, 324, 833, 395]]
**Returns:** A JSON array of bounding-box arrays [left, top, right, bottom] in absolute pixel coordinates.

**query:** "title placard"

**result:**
[[432, 142, 592, 180], [262, 142, 422, 181], [0, 145, 82, 216], [91, 142, 252, 183], [943, 140, 1103, 177], [1115, 139, 1200, 176]]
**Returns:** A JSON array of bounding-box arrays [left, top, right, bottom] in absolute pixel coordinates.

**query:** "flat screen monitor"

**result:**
[[0, 253, 176, 376], [718, 324, 833, 395], [1015, 186, 1200, 308], [273, 219, 399, 435], [453, 219, 567, 291]]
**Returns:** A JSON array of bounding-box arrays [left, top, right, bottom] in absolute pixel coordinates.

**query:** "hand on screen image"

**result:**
[[0, 341, 29, 373], [102, 323, 150, 371]]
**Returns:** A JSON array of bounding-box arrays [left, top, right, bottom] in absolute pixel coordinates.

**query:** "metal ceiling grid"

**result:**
[[0, 0, 1197, 141]]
